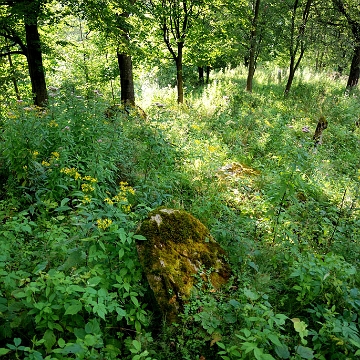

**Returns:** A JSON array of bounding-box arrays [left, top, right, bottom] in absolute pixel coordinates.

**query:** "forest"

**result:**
[[0, 0, 360, 359]]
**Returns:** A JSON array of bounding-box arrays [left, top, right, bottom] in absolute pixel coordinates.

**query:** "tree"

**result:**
[[284, 0, 313, 95], [0, 0, 48, 106], [75, 0, 137, 105], [332, 0, 360, 88], [146, 0, 204, 103], [246, 0, 261, 92]]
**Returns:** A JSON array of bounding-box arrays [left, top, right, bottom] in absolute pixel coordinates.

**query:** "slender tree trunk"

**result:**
[[206, 66, 211, 84], [198, 66, 204, 85], [246, 0, 261, 92], [24, 22, 47, 106], [285, 68, 296, 94], [284, 0, 312, 95], [176, 42, 184, 104], [7, 53, 21, 100], [347, 44, 360, 88], [117, 51, 135, 106]]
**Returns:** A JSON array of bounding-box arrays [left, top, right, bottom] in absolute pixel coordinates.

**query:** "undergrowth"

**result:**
[[0, 67, 359, 359]]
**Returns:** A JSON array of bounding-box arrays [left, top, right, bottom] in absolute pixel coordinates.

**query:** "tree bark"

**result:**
[[176, 42, 184, 104], [347, 45, 360, 88], [206, 65, 211, 84], [117, 51, 135, 106], [25, 22, 47, 106], [7, 52, 21, 100], [246, 0, 261, 92], [198, 66, 204, 85]]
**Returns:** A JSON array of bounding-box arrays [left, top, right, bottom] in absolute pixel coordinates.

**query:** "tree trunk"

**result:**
[[206, 66, 211, 84], [7, 53, 21, 100], [284, 0, 312, 95], [285, 68, 296, 94], [117, 51, 135, 106], [198, 66, 204, 85], [246, 0, 261, 92], [25, 22, 47, 106], [346, 44, 360, 88], [176, 42, 184, 104]]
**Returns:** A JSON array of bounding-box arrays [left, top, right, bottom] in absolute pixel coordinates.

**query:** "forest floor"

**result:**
[[0, 67, 360, 359]]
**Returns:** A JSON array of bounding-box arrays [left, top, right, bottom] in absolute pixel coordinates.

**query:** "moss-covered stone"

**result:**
[[136, 208, 231, 323]]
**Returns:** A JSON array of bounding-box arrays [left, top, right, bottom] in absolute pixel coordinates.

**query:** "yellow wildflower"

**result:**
[[32, 150, 39, 158], [104, 197, 114, 205], [82, 195, 92, 204], [82, 175, 97, 183], [49, 120, 59, 127], [81, 183, 95, 193], [61, 167, 81, 180], [97, 218, 112, 230], [51, 152, 60, 159], [42, 160, 51, 166]]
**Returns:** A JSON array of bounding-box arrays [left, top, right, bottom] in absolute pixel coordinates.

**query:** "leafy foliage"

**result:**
[[0, 62, 360, 360]]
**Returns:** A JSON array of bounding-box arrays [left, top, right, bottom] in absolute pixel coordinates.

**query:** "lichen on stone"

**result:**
[[136, 208, 231, 323]]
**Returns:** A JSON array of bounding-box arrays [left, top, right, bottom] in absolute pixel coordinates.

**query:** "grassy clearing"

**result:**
[[0, 67, 360, 359]]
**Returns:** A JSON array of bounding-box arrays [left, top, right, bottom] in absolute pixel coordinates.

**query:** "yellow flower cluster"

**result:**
[[103, 181, 135, 213], [49, 120, 59, 127], [82, 195, 92, 204], [81, 183, 95, 193], [51, 152, 60, 160], [82, 175, 97, 183], [97, 218, 113, 230], [32, 150, 40, 158], [60, 167, 82, 180]]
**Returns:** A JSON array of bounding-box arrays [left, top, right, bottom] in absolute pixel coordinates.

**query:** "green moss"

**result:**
[[136, 208, 231, 323]]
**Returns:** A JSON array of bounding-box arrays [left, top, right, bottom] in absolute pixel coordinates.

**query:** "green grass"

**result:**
[[0, 66, 360, 359]]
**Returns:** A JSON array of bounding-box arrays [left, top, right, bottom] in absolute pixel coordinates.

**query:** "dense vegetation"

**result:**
[[1, 66, 359, 359], [1, 0, 360, 359]]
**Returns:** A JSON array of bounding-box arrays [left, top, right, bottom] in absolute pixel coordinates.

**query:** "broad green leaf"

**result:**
[[296, 345, 314, 359], [58, 338, 66, 348], [267, 334, 282, 347], [64, 302, 82, 315], [275, 344, 290, 359], [244, 288, 260, 300], [14, 338, 21, 347], [43, 329, 56, 353], [132, 339, 141, 352], [0, 348, 10, 355]]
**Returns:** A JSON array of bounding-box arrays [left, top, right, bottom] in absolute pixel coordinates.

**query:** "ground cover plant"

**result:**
[[0, 66, 360, 360]]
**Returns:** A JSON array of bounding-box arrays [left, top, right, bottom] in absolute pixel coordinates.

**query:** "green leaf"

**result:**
[[14, 338, 21, 347], [88, 277, 102, 286], [58, 338, 66, 348], [119, 248, 125, 259], [0, 348, 11, 356], [275, 344, 290, 359], [132, 339, 141, 353], [64, 302, 82, 315], [267, 334, 282, 347], [296, 345, 314, 359], [33, 261, 48, 274], [131, 295, 139, 307], [291, 318, 308, 343], [133, 234, 147, 240], [244, 288, 260, 300], [43, 329, 56, 353]]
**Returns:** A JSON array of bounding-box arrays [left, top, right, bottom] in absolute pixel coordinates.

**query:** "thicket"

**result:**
[[0, 67, 360, 359]]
